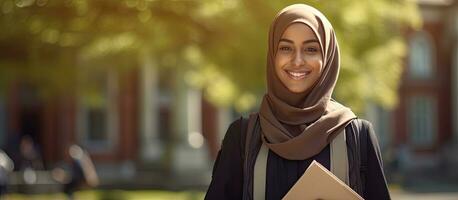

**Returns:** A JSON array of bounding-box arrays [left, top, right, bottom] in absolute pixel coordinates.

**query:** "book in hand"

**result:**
[[282, 160, 364, 200]]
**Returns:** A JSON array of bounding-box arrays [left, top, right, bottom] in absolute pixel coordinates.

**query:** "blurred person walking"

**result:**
[[52, 144, 99, 200], [19, 135, 43, 186]]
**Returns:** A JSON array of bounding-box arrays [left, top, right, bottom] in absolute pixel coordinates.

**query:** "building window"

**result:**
[[87, 108, 107, 141], [409, 31, 434, 79], [77, 69, 118, 152], [407, 96, 436, 147]]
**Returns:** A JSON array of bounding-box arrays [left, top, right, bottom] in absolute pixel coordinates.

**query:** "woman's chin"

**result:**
[[285, 85, 309, 94]]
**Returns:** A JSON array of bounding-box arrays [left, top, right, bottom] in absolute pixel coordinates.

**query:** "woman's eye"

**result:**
[[305, 47, 318, 53], [279, 46, 292, 52]]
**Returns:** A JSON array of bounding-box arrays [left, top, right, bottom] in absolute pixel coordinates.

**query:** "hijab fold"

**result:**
[[259, 4, 356, 160]]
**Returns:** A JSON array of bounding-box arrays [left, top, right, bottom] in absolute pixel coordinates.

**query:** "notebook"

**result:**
[[282, 160, 364, 200]]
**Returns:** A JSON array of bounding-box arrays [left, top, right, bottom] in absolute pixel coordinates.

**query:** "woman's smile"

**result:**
[[284, 69, 312, 80]]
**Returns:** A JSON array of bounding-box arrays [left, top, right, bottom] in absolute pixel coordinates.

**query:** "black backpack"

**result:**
[[240, 114, 368, 199]]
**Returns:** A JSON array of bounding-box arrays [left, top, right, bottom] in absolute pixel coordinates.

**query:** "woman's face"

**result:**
[[275, 23, 323, 94]]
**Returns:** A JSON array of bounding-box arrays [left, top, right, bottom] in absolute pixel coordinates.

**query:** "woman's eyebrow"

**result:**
[[279, 38, 319, 44]]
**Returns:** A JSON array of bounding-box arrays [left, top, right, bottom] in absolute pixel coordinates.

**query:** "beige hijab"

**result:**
[[259, 4, 357, 160]]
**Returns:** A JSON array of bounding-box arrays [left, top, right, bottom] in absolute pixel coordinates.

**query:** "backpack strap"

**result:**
[[330, 127, 349, 184], [243, 113, 261, 200], [253, 143, 268, 200], [359, 120, 368, 194], [351, 119, 367, 194], [245, 114, 258, 160]]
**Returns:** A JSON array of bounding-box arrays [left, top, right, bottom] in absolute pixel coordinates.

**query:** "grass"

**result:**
[[5, 190, 205, 200]]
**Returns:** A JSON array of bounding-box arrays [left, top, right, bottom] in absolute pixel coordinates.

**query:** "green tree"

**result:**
[[0, 0, 420, 113]]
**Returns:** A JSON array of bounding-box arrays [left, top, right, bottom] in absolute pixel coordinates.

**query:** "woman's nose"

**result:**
[[293, 51, 305, 67]]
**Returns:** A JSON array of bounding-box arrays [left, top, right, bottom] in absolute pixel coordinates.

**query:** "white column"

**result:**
[[139, 48, 162, 162], [172, 71, 209, 174], [186, 89, 204, 149]]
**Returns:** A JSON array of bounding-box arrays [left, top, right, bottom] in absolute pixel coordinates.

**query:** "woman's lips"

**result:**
[[285, 70, 311, 80]]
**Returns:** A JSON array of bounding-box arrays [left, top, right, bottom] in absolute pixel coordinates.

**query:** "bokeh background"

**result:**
[[0, 0, 457, 199]]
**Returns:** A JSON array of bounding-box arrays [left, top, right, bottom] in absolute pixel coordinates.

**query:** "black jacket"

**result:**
[[205, 117, 391, 200]]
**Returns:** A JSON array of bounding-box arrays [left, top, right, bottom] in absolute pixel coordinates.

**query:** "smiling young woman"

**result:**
[[275, 23, 323, 94], [205, 4, 390, 200]]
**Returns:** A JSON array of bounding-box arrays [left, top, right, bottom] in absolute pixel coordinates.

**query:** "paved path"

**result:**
[[391, 189, 458, 200]]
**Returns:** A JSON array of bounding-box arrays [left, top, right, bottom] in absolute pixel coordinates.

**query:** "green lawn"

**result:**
[[5, 190, 205, 200]]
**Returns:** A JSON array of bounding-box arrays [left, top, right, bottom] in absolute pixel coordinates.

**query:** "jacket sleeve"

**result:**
[[362, 120, 391, 200], [205, 119, 244, 200]]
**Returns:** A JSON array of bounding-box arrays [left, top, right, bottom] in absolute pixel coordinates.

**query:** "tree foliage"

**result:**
[[0, 0, 420, 113]]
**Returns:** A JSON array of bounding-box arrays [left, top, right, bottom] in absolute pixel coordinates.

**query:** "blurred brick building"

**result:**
[[0, 56, 234, 188], [367, 0, 458, 181]]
